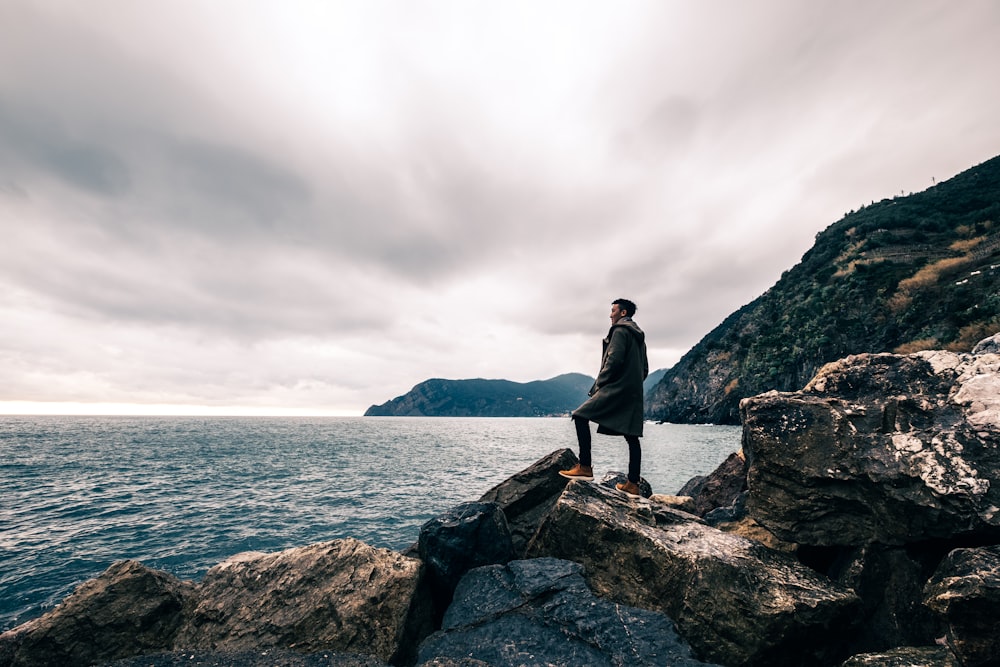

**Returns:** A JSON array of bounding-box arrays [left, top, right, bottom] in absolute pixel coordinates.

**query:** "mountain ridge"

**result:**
[[366, 370, 670, 417], [365, 373, 594, 417], [645, 153, 1000, 424]]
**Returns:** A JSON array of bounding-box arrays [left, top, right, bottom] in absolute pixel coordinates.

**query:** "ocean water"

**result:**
[[0, 416, 741, 631]]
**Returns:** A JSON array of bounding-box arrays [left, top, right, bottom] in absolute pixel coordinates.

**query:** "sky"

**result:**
[[2, 1, 999, 416]]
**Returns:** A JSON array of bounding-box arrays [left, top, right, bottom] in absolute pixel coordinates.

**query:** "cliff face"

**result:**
[[647, 154, 1000, 424], [364, 373, 594, 417]]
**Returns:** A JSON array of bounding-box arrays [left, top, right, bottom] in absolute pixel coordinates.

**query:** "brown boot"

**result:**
[[559, 464, 594, 481], [616, 480, 642, 497]]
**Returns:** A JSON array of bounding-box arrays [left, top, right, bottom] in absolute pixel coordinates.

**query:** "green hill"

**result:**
[[646, 154, 1000, 424], [365, 373, 594, 417]]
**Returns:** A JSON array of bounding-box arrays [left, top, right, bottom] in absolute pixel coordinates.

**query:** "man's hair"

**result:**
[[613, 298, 637, 317]]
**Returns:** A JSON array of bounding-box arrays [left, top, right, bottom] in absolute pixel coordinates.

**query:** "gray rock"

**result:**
[[477, 448, 577, 556], [703, 490, 748, 526], [839, 645, 959, 666], [418, 558, 716, 667], [830, 544, 945, 654], [418, 502, 514, 619], [924, 545, 1000, 667], [741, 352, 1000, 546], [524, 479, 860, 666], [649, 493, 698, 514], [101, 648, 389, 666], [971, 332, 1000, 355], [677, 450, 748, 517], [174, 539, 432, 666], [0, 560, 193, 667]]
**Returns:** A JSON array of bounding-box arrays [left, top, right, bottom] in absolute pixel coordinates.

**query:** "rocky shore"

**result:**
[[3, 336, 1000, 666]]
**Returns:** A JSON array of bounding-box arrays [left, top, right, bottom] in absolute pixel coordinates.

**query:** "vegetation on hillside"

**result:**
[[365, 373, 594, 417], [646, 154, 1000, 424]]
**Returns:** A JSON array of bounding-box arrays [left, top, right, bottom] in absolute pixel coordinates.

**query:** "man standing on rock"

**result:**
[[561, 298, 649, 496]]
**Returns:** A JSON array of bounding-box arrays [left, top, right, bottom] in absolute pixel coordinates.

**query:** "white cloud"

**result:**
[[1, 0, 999, 414]]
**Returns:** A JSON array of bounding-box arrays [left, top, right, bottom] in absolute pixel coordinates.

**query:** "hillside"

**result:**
[[646, 154, 1000, 424], [365, 373, 594, 417]]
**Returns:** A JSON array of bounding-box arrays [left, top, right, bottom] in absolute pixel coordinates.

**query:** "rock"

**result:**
[[650, 494, 698, 514], [418, 501, 515, 620], [597, 470, 653, 497], [415, 659, 491, 667], [524, 479, 860, 666], [0, 560, 193, 667], [924, 545, 1000, 667], [102, 648, 389, 666], [677, 450, 748, 517], [972, 332, 1000, 355], [417, 558, 717, 667], [829, 544, 945, 654], [713, 516, 797, 553], [741, 351, 1000, 546], [477, 448, 576, 556], [174, 539, 432, 666], [703, 490, 748, 526], [839, 645, 959, 666]]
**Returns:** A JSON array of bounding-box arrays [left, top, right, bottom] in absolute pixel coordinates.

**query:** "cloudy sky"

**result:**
[[2, 1, 999, 415]]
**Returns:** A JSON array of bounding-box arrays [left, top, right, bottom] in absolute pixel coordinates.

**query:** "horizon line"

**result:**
[[0, 401, 363, 417]]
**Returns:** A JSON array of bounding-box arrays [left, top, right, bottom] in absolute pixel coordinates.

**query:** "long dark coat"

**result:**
[[572, 318, 649, 437]]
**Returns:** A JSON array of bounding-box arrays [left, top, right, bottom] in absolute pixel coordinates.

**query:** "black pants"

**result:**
[[573, 415, 641, 483]]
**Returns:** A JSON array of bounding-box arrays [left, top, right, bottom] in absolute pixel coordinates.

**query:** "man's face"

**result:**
[[610, 303, 625, 324]]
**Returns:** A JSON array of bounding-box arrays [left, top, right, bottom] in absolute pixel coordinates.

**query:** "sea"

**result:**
[[0, 416, 741, 631]]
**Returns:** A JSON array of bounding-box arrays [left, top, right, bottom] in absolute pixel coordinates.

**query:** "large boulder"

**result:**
[[923, 545, 1000, 667], [741, 349, 1000, 547], [174, 539, 432, 665], [418, 501, 515, 620], [417, 558, 717, 667], [477, 448, 576, 555], [524, 479, 860, 667], [677, 450, 748, 517], [829, 543, 945, 653], [0, 560, 193, 667]]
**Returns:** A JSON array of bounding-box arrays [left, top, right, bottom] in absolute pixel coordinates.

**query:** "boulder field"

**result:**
[[4, 335, 1000, 667]]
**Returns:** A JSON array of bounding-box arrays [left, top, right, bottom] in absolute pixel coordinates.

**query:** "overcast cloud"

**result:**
[[2, 0, 999, 415]]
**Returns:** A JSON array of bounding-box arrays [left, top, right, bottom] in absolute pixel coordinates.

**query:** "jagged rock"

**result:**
[[827, 544, 945, 654], [703, 490, 748, 526], [416, 659, 491, 667], [477, 448, 576, 556], [597, 470, 653, 497], [677, 450, 748, 516], [839, 645, 959, 666], [923, 545, 1000, 667], [418, 502, 515, 620], [0, 560, 193, 667], [524, 479, 860, 667], [174, 539, 432, 666], [741, 350, 1000, 546], [417, 558, 717, 667], [972, 332, 1000, 355], [102, 648, 389, 666], [714, 515, 797, 553], [650, 494, 698, 513]]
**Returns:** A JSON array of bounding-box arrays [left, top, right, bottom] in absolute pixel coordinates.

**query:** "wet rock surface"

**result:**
[[418, 558, 716, 667], [524, 479, 860, 666]]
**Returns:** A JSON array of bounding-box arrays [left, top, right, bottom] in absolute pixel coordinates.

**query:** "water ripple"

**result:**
[[0, 416, 739, 630]]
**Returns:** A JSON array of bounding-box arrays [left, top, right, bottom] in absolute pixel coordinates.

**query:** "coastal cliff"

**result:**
[[646, 153, 1000, 424], [4, 336, 1000, 666]]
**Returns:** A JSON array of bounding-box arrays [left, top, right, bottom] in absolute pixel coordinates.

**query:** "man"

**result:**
[[560, 298, 649, 496]]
